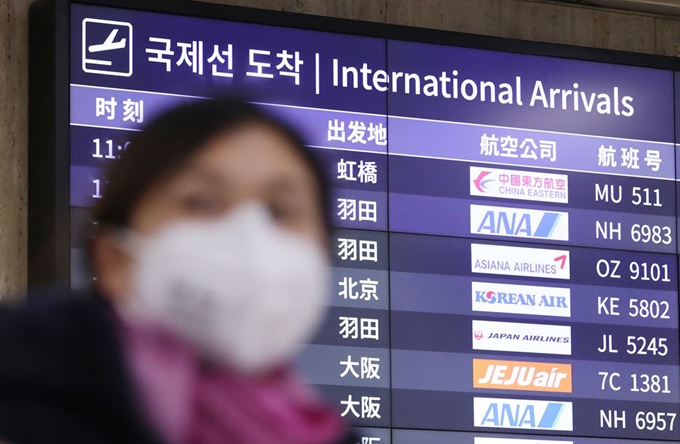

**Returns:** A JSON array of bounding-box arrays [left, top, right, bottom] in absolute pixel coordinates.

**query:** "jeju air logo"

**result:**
[[473, 171, 494, 193]]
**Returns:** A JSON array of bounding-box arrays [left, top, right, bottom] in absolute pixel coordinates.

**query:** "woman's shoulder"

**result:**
[[0, 288, 115, 346], [0, 288, 120, 385], [0, 289, 161, 443]]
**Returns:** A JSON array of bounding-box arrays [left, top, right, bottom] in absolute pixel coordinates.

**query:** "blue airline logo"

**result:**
[[470, 204, 569, 241], [474, 397, 573, 431]]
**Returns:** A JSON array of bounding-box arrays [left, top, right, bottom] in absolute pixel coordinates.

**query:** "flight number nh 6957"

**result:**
[[636, 412, 676, 432]]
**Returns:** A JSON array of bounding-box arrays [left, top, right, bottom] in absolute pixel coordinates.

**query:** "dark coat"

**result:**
[[0, 291, 358, 444]]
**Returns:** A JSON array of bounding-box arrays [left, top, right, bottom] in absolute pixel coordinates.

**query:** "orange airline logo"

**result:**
[[473, 358, 572, 393]]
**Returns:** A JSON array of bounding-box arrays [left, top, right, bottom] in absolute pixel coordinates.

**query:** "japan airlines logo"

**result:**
[[472, 320, 571, 355], [471, 281, 571, 317], [474, 397, 573, 431], [470, 166, 568, 204], [82, 18, 133, 77], [471, 243, 570, 280], [475, 439, 572, 444], [473, 359, 572, 393], [470, 204, 569, 241]]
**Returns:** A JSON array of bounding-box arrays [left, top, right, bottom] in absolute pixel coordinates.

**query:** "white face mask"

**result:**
[[119, 202, 330, 374]]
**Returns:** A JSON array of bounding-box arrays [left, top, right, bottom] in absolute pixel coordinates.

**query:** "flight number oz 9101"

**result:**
[[596, 260, 671, 282]]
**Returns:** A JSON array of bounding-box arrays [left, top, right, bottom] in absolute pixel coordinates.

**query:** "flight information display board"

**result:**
[[29, 1, 680, 443]]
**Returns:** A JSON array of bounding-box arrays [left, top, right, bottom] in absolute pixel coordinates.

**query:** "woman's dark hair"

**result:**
[[92, 97, 330, 230]]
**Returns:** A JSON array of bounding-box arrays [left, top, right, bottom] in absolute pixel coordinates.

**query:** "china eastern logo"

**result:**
[[473, 359, 572, 393], [470, 166, 568, 204], [470, 204, 569, 241], [473, 170, 495, 192], [471, 243, 570, 280], [472, 320, 571, 355], [474, 397, 573, 431], [472, 282, 570, 317]]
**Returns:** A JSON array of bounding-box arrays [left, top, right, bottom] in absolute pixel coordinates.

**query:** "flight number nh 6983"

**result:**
[[630, 224, 672, 245]]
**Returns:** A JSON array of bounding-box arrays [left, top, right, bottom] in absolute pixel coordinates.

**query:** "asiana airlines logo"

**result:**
[[471, 243, 570, 280]]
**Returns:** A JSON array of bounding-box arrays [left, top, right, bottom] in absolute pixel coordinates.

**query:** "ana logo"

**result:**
[[473, 397, 573, 431], [470, 166, 568, 204], [475, 439, 572, 444], [473, 359, 572, 393], [471, 243, 570, 280], [474, 330, 484, 340], [472, 320, 571, 355], [470, 205, 569, 241], [473, 170, 494, 193], [471, 282, 571, 317]]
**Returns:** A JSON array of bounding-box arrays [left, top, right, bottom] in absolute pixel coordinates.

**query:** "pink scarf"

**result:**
[[116, 318, 345, 444]]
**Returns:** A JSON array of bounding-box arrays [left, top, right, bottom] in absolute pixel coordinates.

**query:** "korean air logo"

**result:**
[[470, 204, 569, 241], [474, 397, 573, 431], [473, 170, 494, 193], [472, 282, 571, 317], [82, 18, 133, 77]]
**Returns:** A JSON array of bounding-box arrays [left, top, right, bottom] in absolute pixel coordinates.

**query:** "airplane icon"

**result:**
[[88, 29, 127, 53], [82, 18, 133, 77]]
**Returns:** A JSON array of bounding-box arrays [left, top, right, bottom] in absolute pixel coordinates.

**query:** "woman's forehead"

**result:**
[[172, 125, 316, 188]]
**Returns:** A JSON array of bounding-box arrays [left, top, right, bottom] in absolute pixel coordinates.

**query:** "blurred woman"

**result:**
[[0, 98, 355, 444]]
